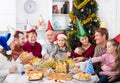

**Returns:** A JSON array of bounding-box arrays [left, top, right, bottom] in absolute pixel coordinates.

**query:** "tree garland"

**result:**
[[81, 13, 96, 25], [69, 12, 96, 25], [74, 0, 90, 9]]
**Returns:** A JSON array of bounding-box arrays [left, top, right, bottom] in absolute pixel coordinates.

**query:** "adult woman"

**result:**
[[23, 29, 42, 58], [71, 36, 95, 62], [70, 17, 95, 62]]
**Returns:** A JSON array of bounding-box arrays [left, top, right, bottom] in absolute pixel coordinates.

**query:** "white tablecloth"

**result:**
[[3, 73, 99, 83]]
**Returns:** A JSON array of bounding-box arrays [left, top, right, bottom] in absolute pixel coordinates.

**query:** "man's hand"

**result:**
[[73, 57, 84, 62]]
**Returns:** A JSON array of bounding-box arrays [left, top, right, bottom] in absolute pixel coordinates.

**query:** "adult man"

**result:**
[[10, 31, 25, 61], [93, 28, 109, 69], [41, 20, 57, 59], [93, 28, 109, 57]]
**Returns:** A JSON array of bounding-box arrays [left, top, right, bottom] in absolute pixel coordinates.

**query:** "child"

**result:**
[[90, 39, 120, 83], [55, 34, 71, 61], [74, 47, 85, 55]]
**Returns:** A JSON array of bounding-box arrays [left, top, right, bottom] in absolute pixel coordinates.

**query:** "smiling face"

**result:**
[[79, 36, 89, 45], [27, 32, 37, 44], [94, 32, 105, 45], [57, 37, 66, 47], [46, 30, 55, 43], [15, 33, 25, 46]]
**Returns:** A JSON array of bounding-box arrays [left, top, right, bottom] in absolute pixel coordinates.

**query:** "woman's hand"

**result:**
[[73, 57, 84, 62], [9, 65, 17, 73]]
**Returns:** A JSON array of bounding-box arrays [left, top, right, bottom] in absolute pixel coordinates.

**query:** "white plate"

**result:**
[[73, 75, 91, 81]]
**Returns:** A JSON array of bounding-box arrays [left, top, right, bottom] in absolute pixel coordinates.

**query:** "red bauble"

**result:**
[[74, 16, 77, 19], [88, 14, 91, 18], [89, 23, 93, 27]]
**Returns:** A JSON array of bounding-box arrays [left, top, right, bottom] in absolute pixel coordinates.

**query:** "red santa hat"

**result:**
[[113, 34, 120, 43], [46, 20, 54, 32], [55, 32, 65, 41], [56, 32, 66, 40]]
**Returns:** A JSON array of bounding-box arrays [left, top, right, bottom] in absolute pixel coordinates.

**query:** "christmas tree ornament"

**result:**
[[89, 23, 93, 27], [88, 14, 91, 18], [80, 8, 84, 12], [46, 20, 54, 32], [90, 2, 94, 5], [75, 17, 87, 38], [94, 19, 97, 22]]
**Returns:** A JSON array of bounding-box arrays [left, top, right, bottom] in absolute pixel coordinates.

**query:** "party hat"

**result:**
[[75, 17, 87, 38], [7, 26, 17, 35], [46, 20, 54, 32], [0, 33, 12, 55], [100, 21, 106, 28], [85, 58, 95, 74], [113, 34, 120, 43]]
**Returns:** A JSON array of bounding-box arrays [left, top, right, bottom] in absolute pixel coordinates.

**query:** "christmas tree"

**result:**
[[67, 0, 100, 50]]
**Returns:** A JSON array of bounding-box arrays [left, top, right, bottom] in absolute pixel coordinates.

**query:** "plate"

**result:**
[[73, 74, 91, 81]]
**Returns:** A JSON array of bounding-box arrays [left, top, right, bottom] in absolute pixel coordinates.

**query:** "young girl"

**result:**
[[55, 34, 71, 61], [90, 39, 120, 83]]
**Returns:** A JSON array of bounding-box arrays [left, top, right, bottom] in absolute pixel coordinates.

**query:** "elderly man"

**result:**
[[41, 20, 57, 59]]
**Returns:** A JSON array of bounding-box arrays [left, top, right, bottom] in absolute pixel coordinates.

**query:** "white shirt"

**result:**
[[0, 53, 20, 83]]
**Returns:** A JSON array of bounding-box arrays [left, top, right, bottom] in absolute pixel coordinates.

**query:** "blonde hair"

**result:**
[[57, 34, 71, 52]]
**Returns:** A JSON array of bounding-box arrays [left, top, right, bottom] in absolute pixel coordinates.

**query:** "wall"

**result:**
[[16, 0, 52, 31], [0, 0, 119, 39], [0, 0, 16, 31], [16, 0, 120, 38], [97, 0, 120, 38]]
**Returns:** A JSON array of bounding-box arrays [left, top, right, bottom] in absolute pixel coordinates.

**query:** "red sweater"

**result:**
[[71, 45, 95, 58], [23, 41, 42, 58]]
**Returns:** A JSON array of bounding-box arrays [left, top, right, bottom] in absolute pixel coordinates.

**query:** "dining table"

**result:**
[[3, 72, 99, 83]]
